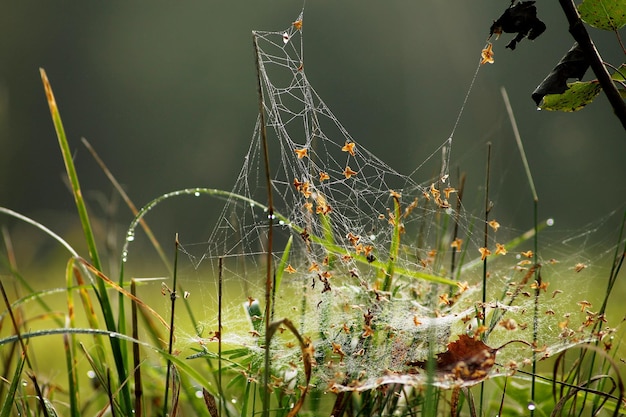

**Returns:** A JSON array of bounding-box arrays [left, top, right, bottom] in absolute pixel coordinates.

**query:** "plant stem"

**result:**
[[479, 142, 492, 417], [482, 142, 492, 325], [130, 280, 143, 417], [163, 234, 180, 416], [253, 31, 275, 417], [218, 256, 224, 417], [559, 0, 626, 130]]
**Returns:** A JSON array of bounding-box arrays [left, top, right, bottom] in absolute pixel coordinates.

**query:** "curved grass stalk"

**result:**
[[121, 188, 458, 286], [266, 318, 313, 417], [0, 207, 79, 258]]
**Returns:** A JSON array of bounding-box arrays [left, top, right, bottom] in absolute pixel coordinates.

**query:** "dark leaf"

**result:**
[[490, 1, 546, 50], [532, 43, 591, 106]]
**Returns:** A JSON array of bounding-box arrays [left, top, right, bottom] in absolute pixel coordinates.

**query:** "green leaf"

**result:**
[[610, 64, 626, 97], [579, 0, 626, 30], [539, 81, 601, 111], [610, 63, 626, 81], [274, 235, 293, 293]]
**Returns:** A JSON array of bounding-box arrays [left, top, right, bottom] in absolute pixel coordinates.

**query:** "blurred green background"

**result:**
[[1, 1, 625, 268]]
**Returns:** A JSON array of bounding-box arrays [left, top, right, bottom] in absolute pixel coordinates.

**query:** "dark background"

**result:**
[[1, 1, 624, 269]]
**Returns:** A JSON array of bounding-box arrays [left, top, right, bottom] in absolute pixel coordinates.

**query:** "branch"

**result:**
[[559, 0, 626, 130]]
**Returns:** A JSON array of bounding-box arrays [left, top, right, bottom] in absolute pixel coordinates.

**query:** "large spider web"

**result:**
[[169, 10, 623, 394]]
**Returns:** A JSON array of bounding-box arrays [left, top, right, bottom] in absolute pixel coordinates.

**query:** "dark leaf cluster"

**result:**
[[490, 1, 546, 50]]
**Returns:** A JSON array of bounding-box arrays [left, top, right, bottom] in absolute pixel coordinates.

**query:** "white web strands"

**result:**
[[175, 11, 613, 393]]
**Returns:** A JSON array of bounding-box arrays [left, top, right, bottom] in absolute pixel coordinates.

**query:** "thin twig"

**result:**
[[81, 137, 172, 275], [500, 88, 538, 202], [558, 0, 626, 130]]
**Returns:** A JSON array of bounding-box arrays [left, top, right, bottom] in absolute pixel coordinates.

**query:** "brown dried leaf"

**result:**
[[409, 334, 497, 382]]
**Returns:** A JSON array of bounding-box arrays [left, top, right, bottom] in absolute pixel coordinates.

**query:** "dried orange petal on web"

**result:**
[[481, 42, 495, 65]]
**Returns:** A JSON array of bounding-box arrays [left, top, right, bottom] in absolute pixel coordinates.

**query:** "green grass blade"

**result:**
[[64, 258, 80, 417], [382, 194, 402, 291], [40, 68, 132, 413], [39, 69, 102, 270], [274, 235, 293, 294], [0, 349, 26, 417]]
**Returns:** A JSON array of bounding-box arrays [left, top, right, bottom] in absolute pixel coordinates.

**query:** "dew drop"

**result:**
[[369, 234, 376, 241], [282, 32, 289, 44], [87, 370, 96, 379], [527, 402, 536, 411], [231, 398, 237, 404], [195, 390, 203, 399], [279, 220, 285, 225], [546, 218, 554, 226], [536, 107, 542, 111], [126, 231, 135, 242], [194, 191, 200, 197]]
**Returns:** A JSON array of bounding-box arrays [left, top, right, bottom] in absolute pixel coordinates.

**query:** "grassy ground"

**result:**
[[1, 27, 626, 416]]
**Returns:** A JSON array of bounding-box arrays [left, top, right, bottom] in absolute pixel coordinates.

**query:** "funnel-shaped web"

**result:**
[[175, 9, 607, 393]]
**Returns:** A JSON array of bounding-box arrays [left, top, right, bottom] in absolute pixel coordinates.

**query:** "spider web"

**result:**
[[169, 9, 623, 394]]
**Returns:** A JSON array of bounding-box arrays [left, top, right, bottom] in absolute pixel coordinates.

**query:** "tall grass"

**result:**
[[0, 66, 624, 417]]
